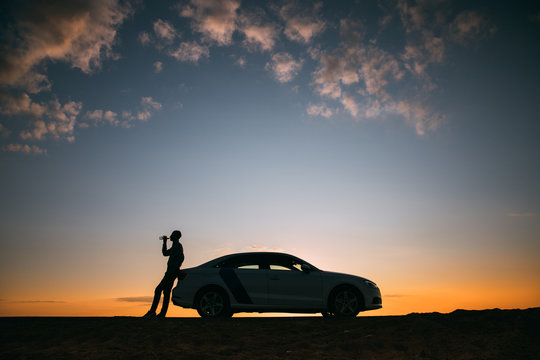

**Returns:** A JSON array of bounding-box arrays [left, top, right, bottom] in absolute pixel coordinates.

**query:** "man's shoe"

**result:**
[[142, 311, 156, 319]]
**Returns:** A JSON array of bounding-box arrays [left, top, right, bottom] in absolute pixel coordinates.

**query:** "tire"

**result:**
[[329, 286, 363, 318], [196, 288, 231, 318]]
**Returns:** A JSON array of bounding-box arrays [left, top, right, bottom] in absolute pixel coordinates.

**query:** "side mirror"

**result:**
[[301, 263, 312, 273]]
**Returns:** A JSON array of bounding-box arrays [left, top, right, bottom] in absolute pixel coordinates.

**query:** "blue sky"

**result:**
[[1, 0, 539, 315]]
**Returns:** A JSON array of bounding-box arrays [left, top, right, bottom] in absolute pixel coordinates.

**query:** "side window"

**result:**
[[269, 264, 292, 271], [237, 264, 259, 270], [267, 255, 301, 271], [217, 255, 264, 270]]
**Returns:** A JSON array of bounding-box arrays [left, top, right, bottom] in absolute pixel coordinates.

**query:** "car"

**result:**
[[171, 252, 382, 318]]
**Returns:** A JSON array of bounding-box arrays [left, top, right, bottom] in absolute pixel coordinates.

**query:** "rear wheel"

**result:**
[[329, 286, 363, 318], [196, 288, 231, 318]]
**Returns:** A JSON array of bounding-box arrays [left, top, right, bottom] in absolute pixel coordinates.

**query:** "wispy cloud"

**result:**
[[168, 42, 210, 63], [449, 11, 495, 44], [82, 97, 162, 129], [116, 296, 153, 303], [265, 52, 303, 83], [3, 144, 48, 155], [306, 103, 334, 118], [153, 61, 163, 73], [0, 93, 82, 142], [384, 294, 408, 298], [235, 56, 247, 67]]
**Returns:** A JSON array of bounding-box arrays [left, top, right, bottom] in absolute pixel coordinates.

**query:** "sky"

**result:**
[[0, 0, 539, 317]]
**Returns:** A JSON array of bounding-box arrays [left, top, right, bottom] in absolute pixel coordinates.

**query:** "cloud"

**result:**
[[0, 92, 82, 142], [341, 94, 359, 117], [235, 56, 247, 67], [384, 294, 408, 298], [302, 2, 494, 135], [312, 44, 402, 102], [153, 61, 163, 73], [3, 144, 48, 155], [116, 296, 153, 303], [279, 1, 326, 43], [84, 109, 120, 127], [168, 42, 210, 63], [238, 12, 280, 51], [135, 96, 162, 122], [0, 0, 132, 93], [312, 53, 355, 98], [358, 47, 403, 99], [449, 11, 495, 44], [138, 31, 151, 46], [265, 52, 303, 83], [387, 100, 446, 135], [306, 103, 333, 118], [401, 32, 445, 76], [397, 0, 426, 33], [180, 0, 240, 46], [141, 96, 162, 110], [153, 19, 177, 41], [84, 97, 162, 127]]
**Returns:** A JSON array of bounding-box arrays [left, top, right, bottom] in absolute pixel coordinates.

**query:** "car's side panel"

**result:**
[[223, 268, 267, 306], [266, 270, 323, 309]]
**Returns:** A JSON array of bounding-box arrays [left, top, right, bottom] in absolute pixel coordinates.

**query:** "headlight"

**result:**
[[365, 280, 378, 289]]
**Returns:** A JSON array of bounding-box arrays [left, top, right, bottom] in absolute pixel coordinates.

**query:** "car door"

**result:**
[[217, 254, 267, 306], [265, 254, 323, 309]]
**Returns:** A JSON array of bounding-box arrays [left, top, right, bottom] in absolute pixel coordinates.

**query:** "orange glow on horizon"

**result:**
[[2, 281, 538, 317]]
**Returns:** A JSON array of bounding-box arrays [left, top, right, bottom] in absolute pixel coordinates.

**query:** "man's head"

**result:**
[[170, 230, 182, 242]]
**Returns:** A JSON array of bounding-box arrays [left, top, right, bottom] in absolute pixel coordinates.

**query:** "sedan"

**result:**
[[171, 252, 382, 318]]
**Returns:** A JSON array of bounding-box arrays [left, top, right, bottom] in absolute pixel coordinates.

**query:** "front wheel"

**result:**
[[196, 288, 231, 318], [329, 287, 362, 318]]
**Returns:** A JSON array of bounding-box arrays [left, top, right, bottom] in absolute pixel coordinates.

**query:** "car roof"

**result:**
[[198, 252, 318, 269]]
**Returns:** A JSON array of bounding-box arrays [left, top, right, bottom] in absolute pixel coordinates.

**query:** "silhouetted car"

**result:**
[[171, 252, 382, 318]]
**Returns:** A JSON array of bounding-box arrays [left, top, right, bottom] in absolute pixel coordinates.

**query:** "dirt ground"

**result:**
[[1, 308, 539, 360]]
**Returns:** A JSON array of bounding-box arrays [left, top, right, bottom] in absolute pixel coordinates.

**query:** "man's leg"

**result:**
[[157, 273, 177, 317], [144, 275, 166, 317]]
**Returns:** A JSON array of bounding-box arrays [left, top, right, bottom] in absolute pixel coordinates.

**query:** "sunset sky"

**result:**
[[1, 0, 539, 317]]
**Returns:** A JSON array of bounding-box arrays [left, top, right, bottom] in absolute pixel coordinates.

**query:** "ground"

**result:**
[[1, 308, 539, 359]]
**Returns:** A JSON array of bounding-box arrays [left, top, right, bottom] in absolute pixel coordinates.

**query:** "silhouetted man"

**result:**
[[143, 230, 184, 318]]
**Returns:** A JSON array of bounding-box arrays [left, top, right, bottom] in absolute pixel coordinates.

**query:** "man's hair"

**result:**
[[172, 230, 182, 239]]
